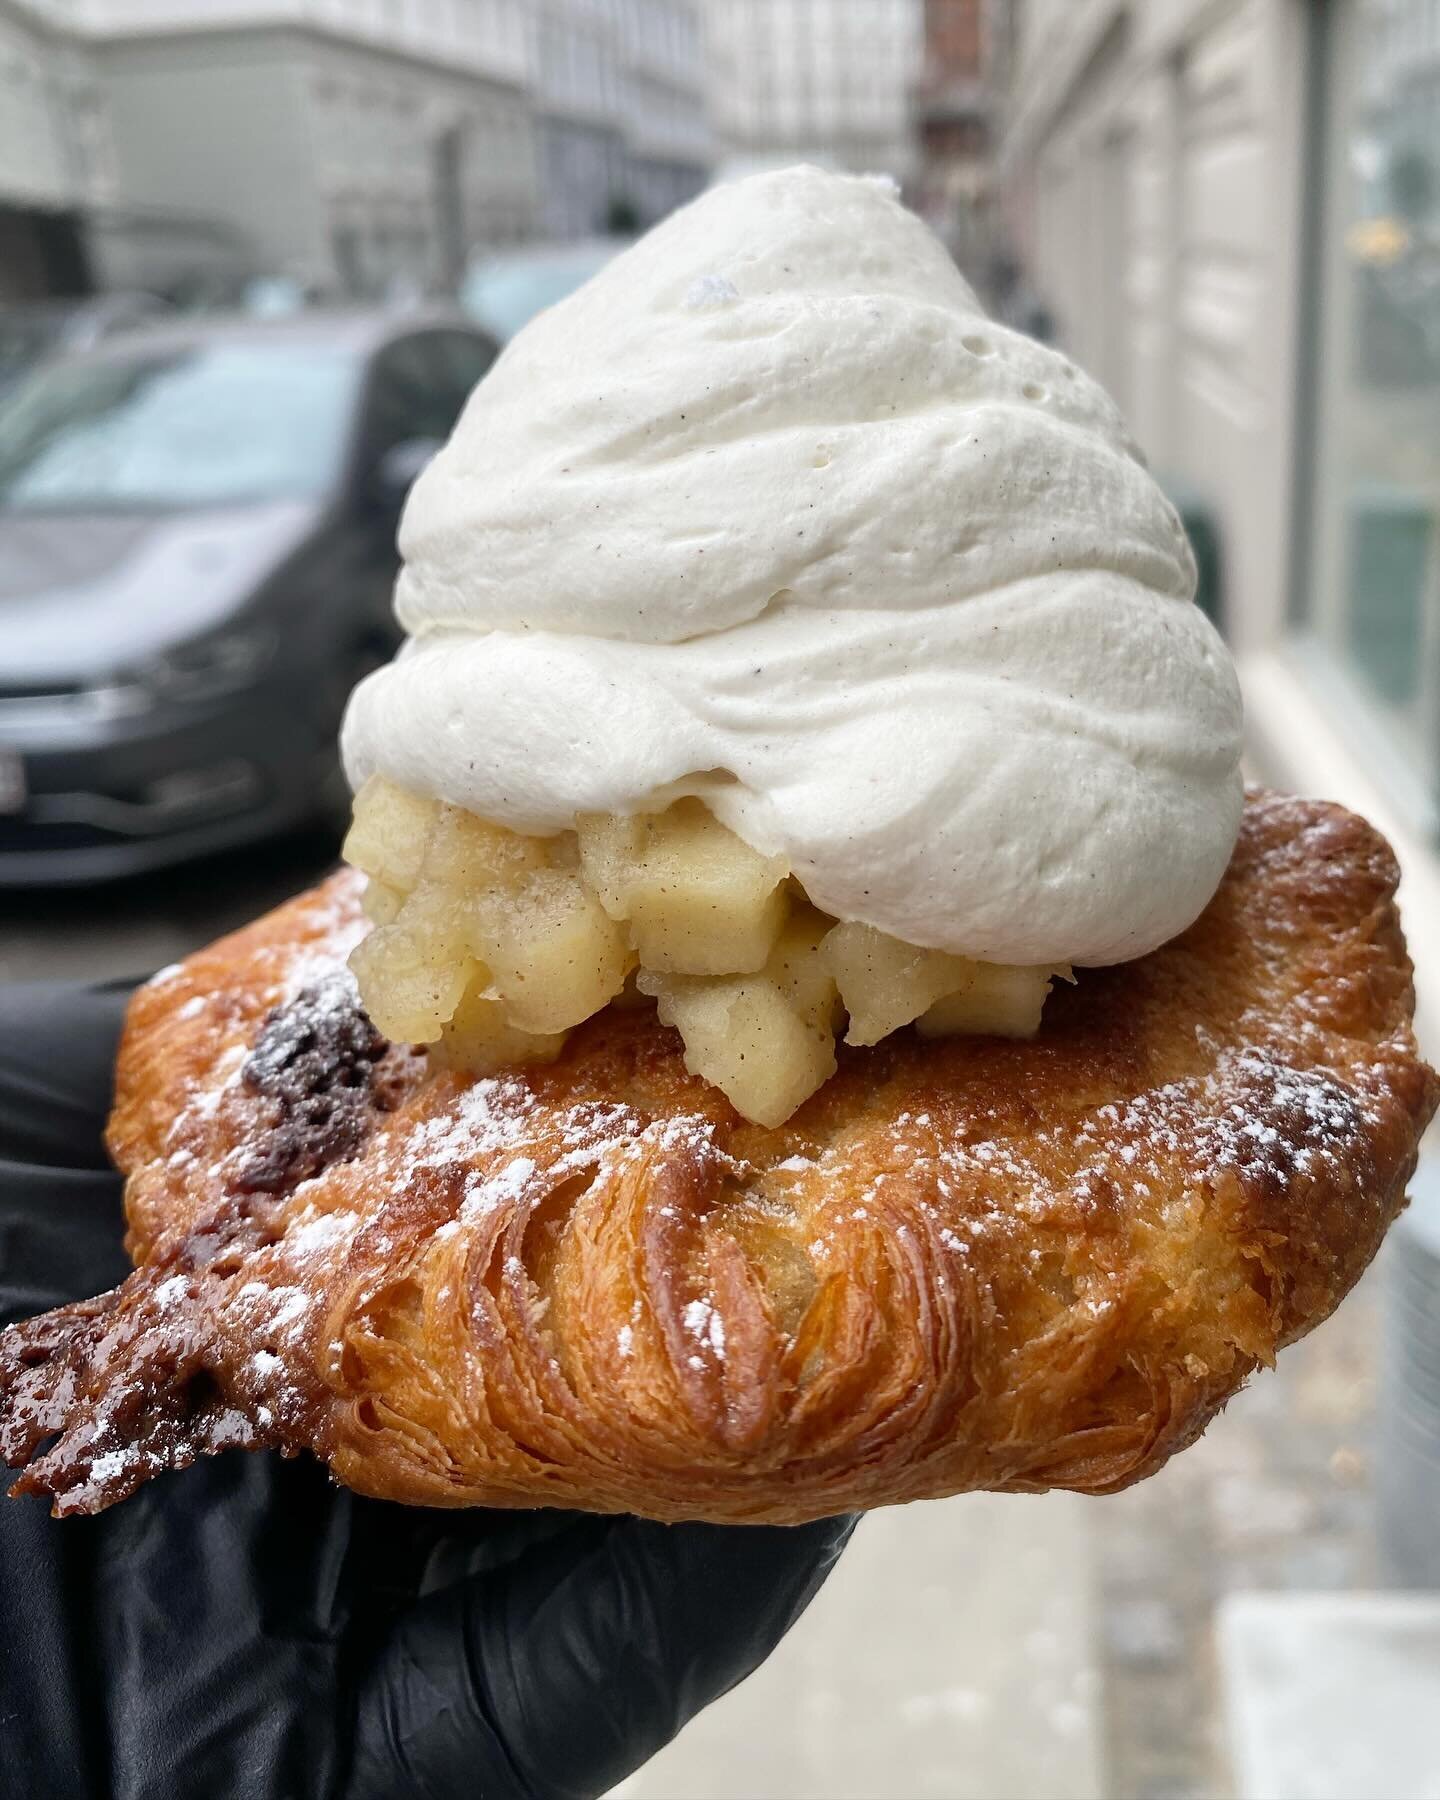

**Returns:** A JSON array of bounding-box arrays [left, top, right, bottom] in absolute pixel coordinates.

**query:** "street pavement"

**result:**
[[0, 829, 339, 987], [609, 1491, 1103, 1800]]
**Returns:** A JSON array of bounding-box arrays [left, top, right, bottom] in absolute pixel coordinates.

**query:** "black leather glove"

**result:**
[[0, 980, 854, 1800]]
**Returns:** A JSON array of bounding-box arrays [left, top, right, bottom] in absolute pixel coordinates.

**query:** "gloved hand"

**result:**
[[0, 980, 854, 1800]]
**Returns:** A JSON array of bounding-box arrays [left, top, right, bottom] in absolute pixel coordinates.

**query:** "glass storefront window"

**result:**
[[1303, 0, 1440, 820]]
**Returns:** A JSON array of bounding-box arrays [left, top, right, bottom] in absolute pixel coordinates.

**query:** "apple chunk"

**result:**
[[917, 964, 1065, 1039], [638, 910, 841, 1127], [465, 868, 632, 1035], [430, 981, 566, 1074], [823, 922, 981, 1047], [348, 921, 476, 1045], [617, 801, 791, 976], [343, 775, 437, 893]]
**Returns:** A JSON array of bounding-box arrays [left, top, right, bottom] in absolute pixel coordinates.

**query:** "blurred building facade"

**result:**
[[997, 0, 1440, 1176], [0, 0, 110, 298], [92, 0, 539, 298], [910, 0, 1011, 288], [705, 0, 923, 181], [0, 0, 712, 302], [537, 0, 710, 239], [535, 0, 625, 237], [621, 0, 712, 225], [998, 0, 1311, 666]]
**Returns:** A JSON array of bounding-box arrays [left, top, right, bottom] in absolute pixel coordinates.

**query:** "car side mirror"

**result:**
[[369, 437, 442, 515]]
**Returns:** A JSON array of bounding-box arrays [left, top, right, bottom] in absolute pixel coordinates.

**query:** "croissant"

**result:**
[[2, 791, 1435, 1522]]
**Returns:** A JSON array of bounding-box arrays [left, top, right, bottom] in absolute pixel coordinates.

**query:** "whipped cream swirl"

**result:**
[[343, 166, 1243, 966]]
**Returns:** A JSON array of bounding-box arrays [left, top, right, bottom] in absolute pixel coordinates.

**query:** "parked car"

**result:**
[[461, 239, 625, 341], [0, 293, 171, 399], [0, 309, 497, 884]]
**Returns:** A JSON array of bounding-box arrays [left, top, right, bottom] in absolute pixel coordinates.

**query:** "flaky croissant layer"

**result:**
[[1, 793, 1435, 1521]]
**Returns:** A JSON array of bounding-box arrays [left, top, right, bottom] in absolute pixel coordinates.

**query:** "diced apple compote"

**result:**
[[578, 800, 789, 974], [342, 780, 436, 893], [430, 982, 566, 1075], [916, 962, 1067, 1039], [822, 922, 982, 1047], [343, 775, 1072, 1124], [637, 910, 840, 1129], [348, 921, 476, 1046], [467, 870, 631, 1035], [344, 784, 631, 1049]]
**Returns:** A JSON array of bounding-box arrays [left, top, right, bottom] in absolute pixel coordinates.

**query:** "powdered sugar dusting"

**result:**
[[277, 883, 368, 1005], [682, 1296, 727, 1361], [795, 1042, 1391, 1269], [461, 1154, 539, 1221], [235, 1281, 313, 1343], [86, 1449, 133, 1487], [287, 1208, 359, 1259], [398, 1074, 538, 1180], [167, 1043, 246, 1141]]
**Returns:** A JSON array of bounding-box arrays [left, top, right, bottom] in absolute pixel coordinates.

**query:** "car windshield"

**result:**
[[0, 342, 361, 512], [462, 248, 618, 340]]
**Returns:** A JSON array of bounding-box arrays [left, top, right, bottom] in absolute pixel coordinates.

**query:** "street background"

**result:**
[[3, 2, 1440, 1796]]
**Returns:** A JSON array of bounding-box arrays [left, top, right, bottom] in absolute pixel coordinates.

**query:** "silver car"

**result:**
[[0, 310, 496, 884]]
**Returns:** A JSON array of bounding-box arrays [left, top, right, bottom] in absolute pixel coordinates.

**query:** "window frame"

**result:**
[[347, 325, 498, 505], [1288, 0, 1440, 841]]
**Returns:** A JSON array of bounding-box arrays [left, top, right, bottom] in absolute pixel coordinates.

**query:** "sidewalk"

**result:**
[[607, 1258, 1391, 1800], [1095, 1265, 1389, 1800], [610, 1489, 1102, 1800]]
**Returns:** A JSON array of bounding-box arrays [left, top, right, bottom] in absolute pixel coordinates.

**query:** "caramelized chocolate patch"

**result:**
[[0, 1203, 330, 1515], [0, 1262, 288, 1515], [235, 976, 388, 1195]]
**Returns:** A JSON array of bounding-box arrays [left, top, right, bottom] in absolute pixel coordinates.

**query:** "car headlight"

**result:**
[[87, 628, 277, 716]]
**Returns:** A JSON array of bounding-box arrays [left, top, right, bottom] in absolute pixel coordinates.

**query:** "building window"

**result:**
[[1300, 0, 1440, 825]]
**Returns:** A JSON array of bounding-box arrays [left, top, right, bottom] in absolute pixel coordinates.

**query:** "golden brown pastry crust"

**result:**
[[3, 792, 1435, 1521]]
